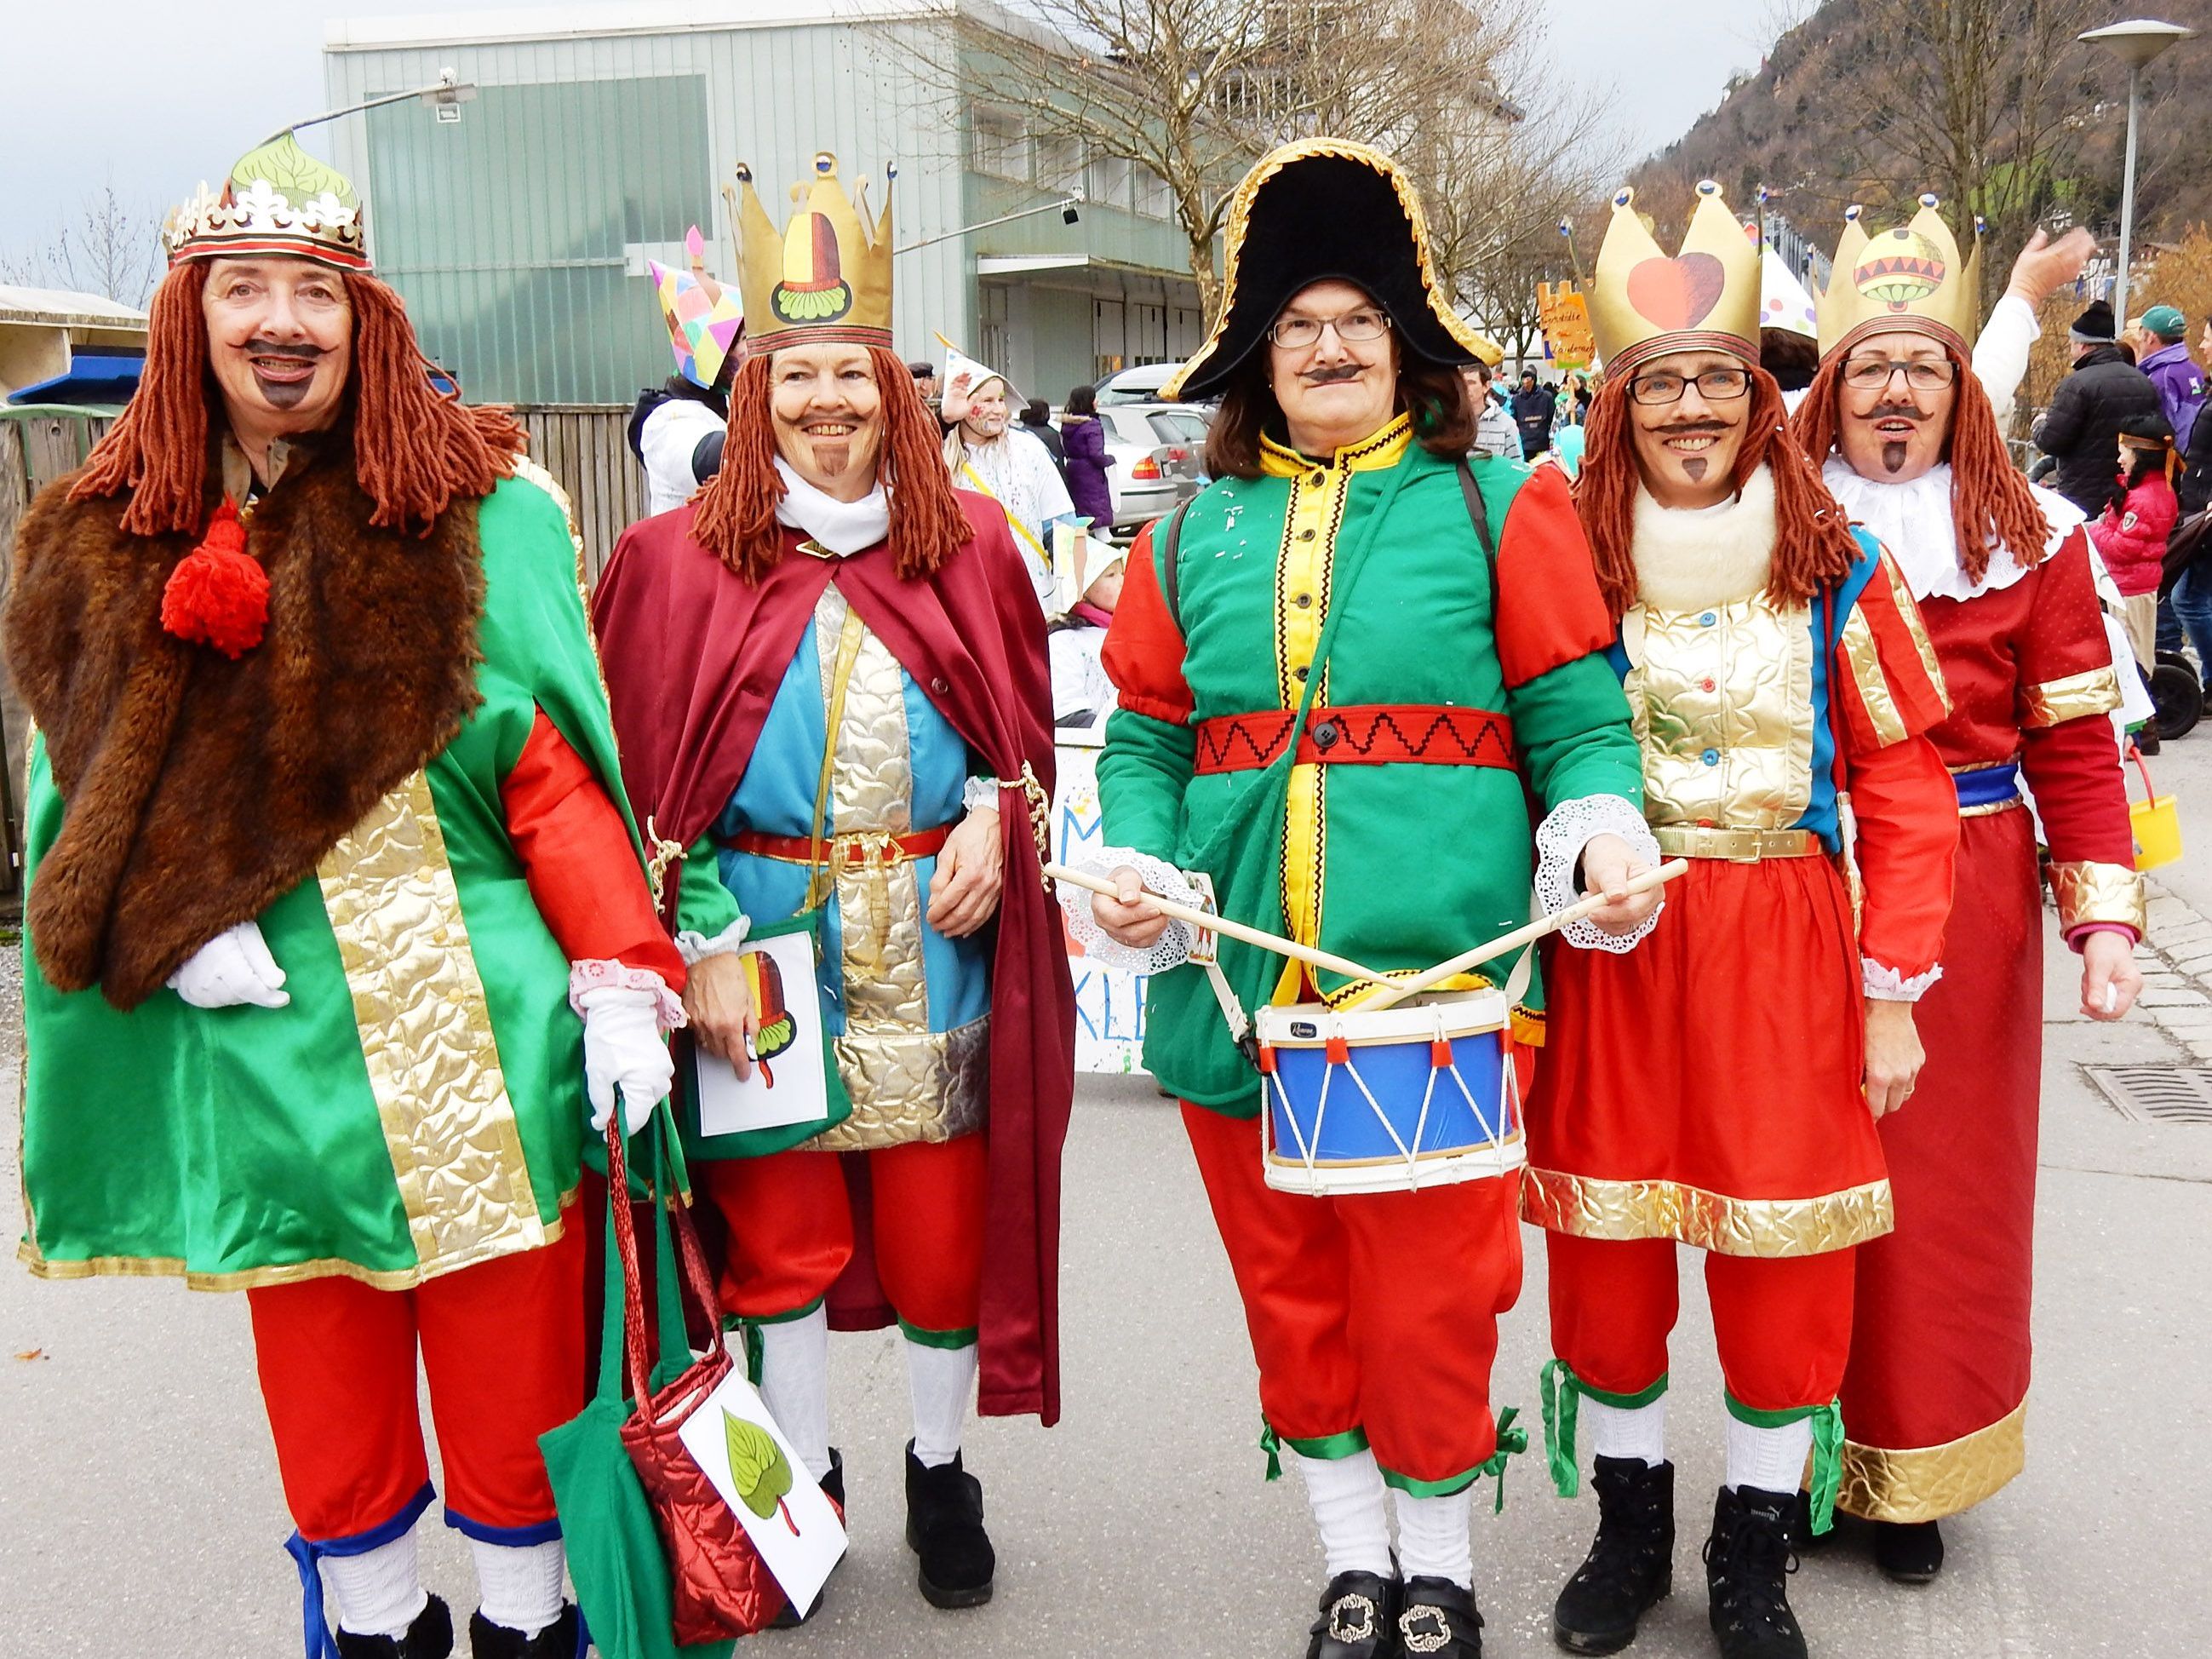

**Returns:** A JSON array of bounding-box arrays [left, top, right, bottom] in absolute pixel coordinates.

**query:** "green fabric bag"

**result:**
[[540, 1117, 734, 1659]]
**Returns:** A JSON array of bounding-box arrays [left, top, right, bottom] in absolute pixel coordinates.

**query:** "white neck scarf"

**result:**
[[773, 457, 890, 555]]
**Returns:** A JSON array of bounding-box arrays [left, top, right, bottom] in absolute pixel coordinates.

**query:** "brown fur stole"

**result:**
[[3, 432, 488, 1008]]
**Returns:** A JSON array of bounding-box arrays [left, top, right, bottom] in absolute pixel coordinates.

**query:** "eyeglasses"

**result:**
[[1841, 358, 1958, 392], [1269, 308, 1392, 349], [1626, 367, 1751, 405]]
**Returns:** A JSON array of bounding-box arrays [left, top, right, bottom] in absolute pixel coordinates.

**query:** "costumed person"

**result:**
[[1527, 181, 1960, 1659], [1048, 542, 1128, 736], [938, 339, 1077, 608], [628, 223, 747, 514], [1078, 138, 1660, 1659], [590, 152, 1074, 1618], [5, 135, 686, 1659], [2091, 411, 2179, 670], [1795, 196, 2145, 1584], [1757, 243, 1820, 407]]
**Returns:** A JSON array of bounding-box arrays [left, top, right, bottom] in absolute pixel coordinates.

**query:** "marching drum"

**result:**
[[1257, 988, 1523, 1196]]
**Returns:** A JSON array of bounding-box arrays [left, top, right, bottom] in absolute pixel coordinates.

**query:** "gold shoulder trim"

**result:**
[[1839, 1398, 2026, 1523], [2022, 664, 2120, 728], [1522, 1168, 1893, 1256]]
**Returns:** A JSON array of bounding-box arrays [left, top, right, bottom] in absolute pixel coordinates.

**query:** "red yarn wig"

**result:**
[[1574, 362, 1862, 622], [1791, 339, 2049, 583], [689, 344, 974, 584], [70, 260, 524, 538]]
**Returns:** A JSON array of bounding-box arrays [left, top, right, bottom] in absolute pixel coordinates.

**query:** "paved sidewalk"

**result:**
[[4, 863, 2209, 1655]]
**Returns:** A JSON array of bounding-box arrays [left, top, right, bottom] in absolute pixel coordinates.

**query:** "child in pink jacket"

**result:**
[[2093, 410, 2179, 666]]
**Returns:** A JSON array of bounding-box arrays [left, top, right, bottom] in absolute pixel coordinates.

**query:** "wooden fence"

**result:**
[[0, 405, 641, 900]]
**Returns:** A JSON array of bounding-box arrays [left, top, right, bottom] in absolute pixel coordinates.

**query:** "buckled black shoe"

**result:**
[[1552, 1456, 1673, 1653], [335, 1595, 455, 1659], [1702, 1486, 1808, 1659], [905, 1441, 994, 1609], [1307, 1570, 1401, 1659], [1400, 1576, 1483, 1656], [1872, 1518, 1945, 1585], [467, 1603, 581, 1658], [771, 1449, 845, 1627]]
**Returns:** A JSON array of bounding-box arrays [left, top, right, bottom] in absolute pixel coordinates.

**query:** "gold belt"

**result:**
[[1653, 824, 1822, 863]]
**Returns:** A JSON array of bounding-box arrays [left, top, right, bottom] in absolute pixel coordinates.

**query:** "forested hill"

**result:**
[[1633, 0, 2212, 253]]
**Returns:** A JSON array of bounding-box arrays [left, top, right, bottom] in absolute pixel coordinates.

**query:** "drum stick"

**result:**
[[1045, 862, 1389, 985], [1358, 859, 1690, 1013]]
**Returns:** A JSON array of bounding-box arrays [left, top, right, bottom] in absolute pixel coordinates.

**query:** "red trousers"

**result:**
[[698, 1135, 989, 1336], [246, 1221, 584, 1544], [1545, 1231, 1854, 1412], [1183, 1103, 1522, 1489]]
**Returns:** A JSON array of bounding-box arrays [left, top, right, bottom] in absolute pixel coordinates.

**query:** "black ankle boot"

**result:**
[[1702, 1487, 1806, 1659], [1401, 1576, 1484, 1656], [1552, 1456, 1674, 1654], [467, 1603, 580, 1658], [905, 1440, 994, 1609], [1872, 1518, 1945, 1584], [1307, 1570, 1401, 1659], [771, 1449, 845, 1627], [335, 1595, 454, 1659]]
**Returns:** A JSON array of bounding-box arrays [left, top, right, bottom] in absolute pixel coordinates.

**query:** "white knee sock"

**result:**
[[905, 1335, 978, 1468], [1725, 1411, 1813, 1495], [1585, 1394, 1667, 1467], [1294, 1449, 1394, 1578], [471, 1537, 566, 1637], [1392, 1487, 1474, 1589], [324, 1524, 428, 1638], [750, 1307, 832, 1482]]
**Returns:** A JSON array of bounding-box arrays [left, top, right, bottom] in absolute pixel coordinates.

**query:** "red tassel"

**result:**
[[161, 498, 269, 657]]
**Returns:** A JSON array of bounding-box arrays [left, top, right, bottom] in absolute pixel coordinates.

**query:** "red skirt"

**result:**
[[1837, 807, 2040, 1520], [1524, 853, 1890, 1258]]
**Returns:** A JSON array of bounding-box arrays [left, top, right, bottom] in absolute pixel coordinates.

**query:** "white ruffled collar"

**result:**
[[1820, 457, 2082, 602], [773, 457, 890, 554]]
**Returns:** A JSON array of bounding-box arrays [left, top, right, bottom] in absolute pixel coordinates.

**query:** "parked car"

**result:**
[[1094, 361, 1186, 406], [1095, 401, 1212, 534]]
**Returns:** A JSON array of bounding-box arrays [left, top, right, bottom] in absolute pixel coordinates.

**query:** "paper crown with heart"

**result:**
[[1589, 180, 1761, 376]]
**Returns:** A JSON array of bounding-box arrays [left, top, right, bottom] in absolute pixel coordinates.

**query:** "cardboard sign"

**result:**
[[1538, 281, 1595, 370], [1053, 743, 1151, 1074], [673, 1367, 848, 1619], [694, 927, 831, 1135]]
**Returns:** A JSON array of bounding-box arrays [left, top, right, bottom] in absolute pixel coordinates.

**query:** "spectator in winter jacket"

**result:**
[[2137, 305, 2206, 443], [1510, 369, 1556, 456], [1058, 383, 1116, 527], [1461, 363, 1521, 457], [2034, 299, 2163, 519], [2090, 410, 2178, 667]]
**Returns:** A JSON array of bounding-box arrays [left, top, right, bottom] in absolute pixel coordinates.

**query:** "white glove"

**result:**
[[580, 984, 675, 1137], [166, 920, 290, 1009]]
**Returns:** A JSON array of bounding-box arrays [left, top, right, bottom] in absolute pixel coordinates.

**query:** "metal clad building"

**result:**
[[325, 2, 1205, 406]]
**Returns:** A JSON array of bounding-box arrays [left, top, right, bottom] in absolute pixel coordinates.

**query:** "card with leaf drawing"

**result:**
[[673, 1367, 848, 1616]]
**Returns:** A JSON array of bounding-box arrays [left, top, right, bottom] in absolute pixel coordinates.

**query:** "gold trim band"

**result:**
[[1653, 824, 1821, 862], [1522, 1168, 1893, 1256], [1838, 1398, 2027, 1523], [2048, 858, 2148, 935], [2022, 665, 2121, 728]]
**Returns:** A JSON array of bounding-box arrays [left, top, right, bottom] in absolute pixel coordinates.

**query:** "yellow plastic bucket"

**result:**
[[2129, 749, 2182, 870]]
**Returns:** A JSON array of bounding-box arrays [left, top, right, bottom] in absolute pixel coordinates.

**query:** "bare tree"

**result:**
[[1, 185, 163, 307], [937, 0, 1541, 319]]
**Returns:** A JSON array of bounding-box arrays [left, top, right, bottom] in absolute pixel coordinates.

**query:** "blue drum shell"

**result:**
[[1267, 1027, 1510, 1165]]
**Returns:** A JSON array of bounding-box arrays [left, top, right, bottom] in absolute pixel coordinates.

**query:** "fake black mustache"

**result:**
[[1866, 400, 1931, 422], [244, 340, 330, 365], [1301, 365, 1365, 385], [1652, 421, 1731, 439]]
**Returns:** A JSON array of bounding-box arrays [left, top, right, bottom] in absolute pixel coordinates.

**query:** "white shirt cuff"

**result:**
[[675, 915, 749, 966]]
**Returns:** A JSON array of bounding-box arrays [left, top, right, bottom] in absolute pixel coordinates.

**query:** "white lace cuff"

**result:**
[[1863, 958, 1942, 1002], [1057, 846, 1201, 973], [675, 915, 749, 966], [962, 774, 1002, 814], [569, 962, 688, 1030], [1534, 794, 1664, 954]]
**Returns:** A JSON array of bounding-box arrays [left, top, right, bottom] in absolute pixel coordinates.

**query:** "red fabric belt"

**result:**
[[719, 824, 954, 865], [1192, 704, 1516, 775]]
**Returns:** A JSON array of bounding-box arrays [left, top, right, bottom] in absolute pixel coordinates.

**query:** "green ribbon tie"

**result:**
[[1474, 1405, 1528, 1515], [1259, 1421, 1283, 1483], [1540, 1358, 1581, 1498], [1808, 1400, 1844, 1536]]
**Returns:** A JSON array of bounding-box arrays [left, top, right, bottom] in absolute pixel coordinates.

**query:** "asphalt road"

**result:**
[[5, 786, 2210, 1655]]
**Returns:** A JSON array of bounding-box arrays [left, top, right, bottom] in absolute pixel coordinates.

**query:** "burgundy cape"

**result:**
[[591, 491, 1075, 1424]]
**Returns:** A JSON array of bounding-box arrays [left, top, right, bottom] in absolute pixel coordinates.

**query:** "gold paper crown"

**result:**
[[728, 152, 893, 358], [1814, 195, 1983, 358], [1589, 181, 1760, 375], [163, 134, 368, 272]]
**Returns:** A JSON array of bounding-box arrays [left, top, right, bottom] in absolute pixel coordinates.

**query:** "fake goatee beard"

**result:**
[[1653, 420, 1731, 484], [244, 339, 331, 410], [1864, 400, 1932, 476]]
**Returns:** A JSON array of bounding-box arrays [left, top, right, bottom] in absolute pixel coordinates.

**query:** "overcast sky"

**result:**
[[3, 0, 1779, 274]]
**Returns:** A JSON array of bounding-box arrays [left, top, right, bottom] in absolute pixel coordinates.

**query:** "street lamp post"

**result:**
[[266, 68, 479, 146], [2077, 19, 2196, 324]]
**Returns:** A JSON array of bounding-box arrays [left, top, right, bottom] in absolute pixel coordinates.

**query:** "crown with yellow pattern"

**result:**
[[728, 152, 894, 358], [163, 134, 369, 272], [1814, 195, 1983, 359], [1589, 180, 1761, 376]]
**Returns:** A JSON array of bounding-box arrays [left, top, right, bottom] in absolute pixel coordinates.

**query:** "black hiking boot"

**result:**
[[335, 1595, 454, 1659], [1702, 1486, 1808, 1659], [1552, 1456, 1674, 1653]]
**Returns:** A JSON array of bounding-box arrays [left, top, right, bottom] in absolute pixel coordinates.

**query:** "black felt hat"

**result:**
[[1165, 140, 1500, 402]]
